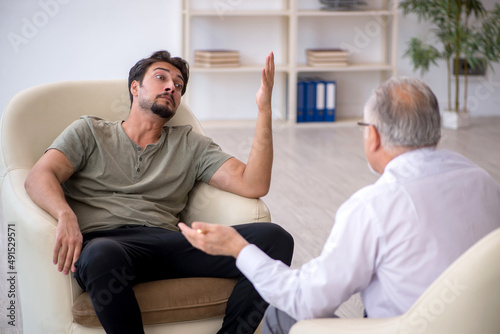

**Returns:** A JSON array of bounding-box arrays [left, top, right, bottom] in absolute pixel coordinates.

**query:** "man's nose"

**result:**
[[164, 80, 175, 92]]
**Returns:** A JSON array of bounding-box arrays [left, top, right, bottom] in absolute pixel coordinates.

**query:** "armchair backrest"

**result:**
[[398, 226, 500, 334], [290, 228, 500, 334], [0, 79, 204, 174]]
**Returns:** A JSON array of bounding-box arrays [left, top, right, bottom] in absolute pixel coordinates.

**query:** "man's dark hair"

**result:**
[[128, 50, 190, 104]]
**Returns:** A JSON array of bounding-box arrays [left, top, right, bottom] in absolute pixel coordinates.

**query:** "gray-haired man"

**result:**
[[180, 77, 500, 333]]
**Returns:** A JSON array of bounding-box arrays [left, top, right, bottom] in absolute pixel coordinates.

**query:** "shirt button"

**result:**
[[139, 157, 143, 161], [137, 147, 142, 151], [137, 168, 140, 172]]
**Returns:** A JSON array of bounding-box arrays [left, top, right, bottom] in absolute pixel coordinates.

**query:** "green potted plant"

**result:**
[[400, 0, 500, 129]]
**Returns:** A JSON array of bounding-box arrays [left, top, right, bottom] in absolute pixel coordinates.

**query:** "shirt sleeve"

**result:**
[[186, 128, 233, 183], [47, 118, 96, 172], [236, 193, 382, 321]]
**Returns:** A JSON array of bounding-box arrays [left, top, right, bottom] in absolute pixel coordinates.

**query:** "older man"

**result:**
[[180, 77, 500, 333]]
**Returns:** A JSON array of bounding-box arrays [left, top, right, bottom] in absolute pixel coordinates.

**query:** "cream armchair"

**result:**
[[290, 227, 500, 334], [0, 80, 270, 333]]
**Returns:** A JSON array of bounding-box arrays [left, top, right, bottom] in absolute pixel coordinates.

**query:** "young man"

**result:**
[[180, 77, 500, 333], [25, 50, 294, 334]]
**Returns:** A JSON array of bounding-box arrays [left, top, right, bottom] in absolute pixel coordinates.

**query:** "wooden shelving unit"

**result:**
[[182, 0, 398, 123]]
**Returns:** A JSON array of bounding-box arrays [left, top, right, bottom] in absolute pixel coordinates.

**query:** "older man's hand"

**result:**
[[179, 222, 250, 258]]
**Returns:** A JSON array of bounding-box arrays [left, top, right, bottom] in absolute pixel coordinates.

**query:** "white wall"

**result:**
[[1, 0, 499, 119], [0, 0, 182, 116]]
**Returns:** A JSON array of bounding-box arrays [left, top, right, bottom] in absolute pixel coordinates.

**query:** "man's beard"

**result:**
[[151, 101, 175, 120], [139, 93, 176, 120]]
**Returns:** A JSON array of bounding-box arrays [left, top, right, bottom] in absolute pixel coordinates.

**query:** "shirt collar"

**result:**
[[382, 147, 437, 183]]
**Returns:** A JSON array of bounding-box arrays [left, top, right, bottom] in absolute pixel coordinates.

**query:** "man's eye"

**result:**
[[156, 75, 164, 80], [175, 83, 183, 89]]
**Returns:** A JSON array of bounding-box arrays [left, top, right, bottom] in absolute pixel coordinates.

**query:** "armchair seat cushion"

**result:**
[[72, 277, 238, 327]]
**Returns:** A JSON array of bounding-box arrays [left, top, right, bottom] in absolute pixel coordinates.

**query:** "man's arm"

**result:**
[[180, 197, 378, 321], [208, 52, 275, 198], [24, 149, 82, 275]]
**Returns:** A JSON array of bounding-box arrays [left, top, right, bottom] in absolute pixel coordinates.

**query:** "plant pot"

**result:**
[[442, 110, 470, 129]]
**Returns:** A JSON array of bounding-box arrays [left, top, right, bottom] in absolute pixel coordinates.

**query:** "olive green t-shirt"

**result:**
[[49, 116, 232, 234]]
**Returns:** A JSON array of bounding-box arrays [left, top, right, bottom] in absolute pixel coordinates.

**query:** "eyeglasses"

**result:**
[[357, 121, 376, 132]]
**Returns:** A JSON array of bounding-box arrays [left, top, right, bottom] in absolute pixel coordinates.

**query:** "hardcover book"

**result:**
[[194, 50, 240, 67]]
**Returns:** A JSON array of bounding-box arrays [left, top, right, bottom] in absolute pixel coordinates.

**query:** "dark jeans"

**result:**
[[262, 306, 298, 334], [73, 223, 294, 334]]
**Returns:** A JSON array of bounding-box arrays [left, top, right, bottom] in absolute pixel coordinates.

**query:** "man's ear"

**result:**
[[367, 125, 381, 153], [130, 80, 139, 98]]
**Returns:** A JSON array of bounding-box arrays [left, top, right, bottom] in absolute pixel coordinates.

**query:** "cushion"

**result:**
[[72, 277, 238, 327]]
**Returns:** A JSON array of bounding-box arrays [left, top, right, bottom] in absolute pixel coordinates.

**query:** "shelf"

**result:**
[[183, 0, 398, 123], [297, 9, 393, 17], [296, 63, 393, 72], [191, 65, 290, 73], [186, 10, 290, 17], [191, 63, 393, 73]]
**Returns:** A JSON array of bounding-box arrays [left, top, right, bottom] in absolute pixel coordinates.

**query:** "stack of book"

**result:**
[[306, 48, 349, 67], [297, 79, 336, 123], [194, 50, 240, 68], [319, 0, 367, 11]]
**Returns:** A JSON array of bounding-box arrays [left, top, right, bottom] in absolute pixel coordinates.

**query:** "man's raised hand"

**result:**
[[256, 52, 275, 112]]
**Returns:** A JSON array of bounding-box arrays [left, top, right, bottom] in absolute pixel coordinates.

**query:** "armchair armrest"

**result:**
[[1, 168, 82, 333], [180, 182, 271, 227], [290, 317, 402, 334]]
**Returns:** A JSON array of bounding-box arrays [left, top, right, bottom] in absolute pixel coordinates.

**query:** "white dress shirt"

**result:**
[[236, 148, 500, 321]]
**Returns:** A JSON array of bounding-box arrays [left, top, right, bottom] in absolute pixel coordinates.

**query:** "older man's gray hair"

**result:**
[[364, 77, 441, 150]]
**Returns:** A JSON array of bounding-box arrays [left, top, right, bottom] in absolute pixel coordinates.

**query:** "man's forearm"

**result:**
[[208, 53, 274, 198], [25, 169, 76, 222], [25, 149, 78, 222], [243, 106, 273, 197], [241, 51, 275, 197], [25, 166, 83, 274]]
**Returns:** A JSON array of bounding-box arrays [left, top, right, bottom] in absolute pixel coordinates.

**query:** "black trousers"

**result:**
[[74, 223, 294, 334]]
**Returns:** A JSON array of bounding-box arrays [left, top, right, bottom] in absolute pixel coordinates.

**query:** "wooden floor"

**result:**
[[1, 117, 499, 331]]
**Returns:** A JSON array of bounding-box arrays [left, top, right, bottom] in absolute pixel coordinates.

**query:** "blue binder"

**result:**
[[325, 81, 336, 122], [305, 81, 316, 122], [297, 81, 306, 123], [314, 81, 326, 122]]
